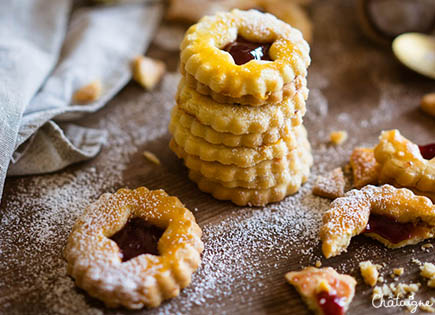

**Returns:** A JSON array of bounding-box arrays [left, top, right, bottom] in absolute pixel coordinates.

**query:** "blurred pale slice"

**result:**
[[393, 32, 435, 79]]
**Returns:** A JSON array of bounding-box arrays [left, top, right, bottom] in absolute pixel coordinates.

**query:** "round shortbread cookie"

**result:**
[[176, 77, 306, 135], [169, 126, 312, 183], [170, 105, 299, 148], [180, 9, 310, 103], [169, 120, 305, 167]]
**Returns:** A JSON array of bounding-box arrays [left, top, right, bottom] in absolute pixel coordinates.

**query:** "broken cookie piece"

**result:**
[[132, 56, 166, 91], [72, 80, 102, 104], [359, 261, 380, 287], [420, 262, 435, 288], [312, 168, 345, 199], [285, 267, 356, 315]]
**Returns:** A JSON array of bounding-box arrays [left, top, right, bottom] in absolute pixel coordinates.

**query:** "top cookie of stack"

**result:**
[[170, 9, 312, 206], [180, 9, 310, 106]]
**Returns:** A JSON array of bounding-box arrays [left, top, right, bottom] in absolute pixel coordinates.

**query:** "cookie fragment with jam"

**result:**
[[285, 267, 356, 315], [320, 184, 435, 258]]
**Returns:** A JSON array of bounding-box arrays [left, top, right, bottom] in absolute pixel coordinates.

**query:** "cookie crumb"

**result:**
[[419, 303, 435, 313], [359, 261, 380, 287], [73, 80, 102, 104], [143, 151, 161, 165], [312, 168, 345, 199], [421, 93, 435, 117], [411, 258, 422, 265], [393, 267, 404, 277], [132, 56, 166, 90], [329, 130, 348, 145], [421, 243, 433, 251], [420, 262, 435, 288]]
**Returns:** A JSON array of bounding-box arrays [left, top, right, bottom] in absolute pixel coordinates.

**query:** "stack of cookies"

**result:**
[[169, 9, 312, 206]]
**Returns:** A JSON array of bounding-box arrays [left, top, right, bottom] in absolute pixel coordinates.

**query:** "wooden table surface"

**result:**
[[1, 1, 434, 314]]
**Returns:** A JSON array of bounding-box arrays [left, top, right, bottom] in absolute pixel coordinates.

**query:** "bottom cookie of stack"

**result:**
[[170, 127, 312, 206]]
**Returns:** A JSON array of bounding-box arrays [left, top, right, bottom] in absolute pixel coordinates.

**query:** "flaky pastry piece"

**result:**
[[64, 187, 203, 309], [169, 119, 303, 167], [171, 106, 297, 148], [320, 185, 435, 258], [176, 78, 305, 135], [349, 147, 379, 188], [180, 9, 310, 104], [374, 129, 434, 195], [285, 267, 356, 315], [169, 130, 311, 183]]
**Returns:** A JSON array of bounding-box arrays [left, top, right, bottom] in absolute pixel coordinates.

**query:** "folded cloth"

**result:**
[[0, 0, 70, 197], [1, 2, 162, 200]]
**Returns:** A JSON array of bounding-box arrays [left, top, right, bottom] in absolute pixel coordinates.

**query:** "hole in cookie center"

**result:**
[[223, 36, 272, 65], [110, 217, 164, 262], [316, 290, 345, 315], [363, 214, 426, 244], [418, 143, 435, 160]]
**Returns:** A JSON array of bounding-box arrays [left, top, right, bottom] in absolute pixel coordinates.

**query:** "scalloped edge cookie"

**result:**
[[182, 68, 309, 106], [374, 129, 435, 194], [169, 119, 303, 167], [171, 105, 297, 148], [64, 187, 203, 309], [180, 9, 310, 102], [170, 137, 311, 183], [176, 77, 305, 135], [320, 184, 435, 258], [188, 161, 310, 206]]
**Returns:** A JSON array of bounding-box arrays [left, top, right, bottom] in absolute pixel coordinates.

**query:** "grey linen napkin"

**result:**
[[1, 1, 162, 200], [0, 0, 70, 191]]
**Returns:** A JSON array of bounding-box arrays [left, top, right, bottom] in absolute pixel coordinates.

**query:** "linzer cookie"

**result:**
[[320, 184, 435, 258], [180, 9, 310, 105], [64, 187, 203, 309], [169, 9, 312, 206]]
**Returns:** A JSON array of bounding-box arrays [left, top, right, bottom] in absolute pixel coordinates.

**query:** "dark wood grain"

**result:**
[[0, 1, 434, 314]]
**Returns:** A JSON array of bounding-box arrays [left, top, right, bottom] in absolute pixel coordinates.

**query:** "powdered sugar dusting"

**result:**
[[1, 0, 434, 313]]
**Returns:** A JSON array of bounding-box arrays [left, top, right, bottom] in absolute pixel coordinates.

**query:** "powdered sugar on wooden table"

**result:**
[[1, 0, 434, 314]]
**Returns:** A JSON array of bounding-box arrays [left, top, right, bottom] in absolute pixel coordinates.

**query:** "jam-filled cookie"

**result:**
[[320, 185, 435, 258], [64, 187, 203, 309], [180, 9, 310, 105], [170, 9, 311, 206], [349, 130, 435, 201], [374, 130, 434, 196], [285, 267, 356, 315]]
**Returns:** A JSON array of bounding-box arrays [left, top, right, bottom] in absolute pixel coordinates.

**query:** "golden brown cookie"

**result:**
[[320, 184, 435, 258], [285, 267, 356, 315], [64, 187, 203, 309], [180, 9, 310, 104]]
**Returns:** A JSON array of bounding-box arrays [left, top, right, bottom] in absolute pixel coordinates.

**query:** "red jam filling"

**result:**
[[110, 217, 164, 262], [363, 214, 416, 244], [223, 36, 272, 65], [418, 143, 435, 160], [316, 290, 345, 315]]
